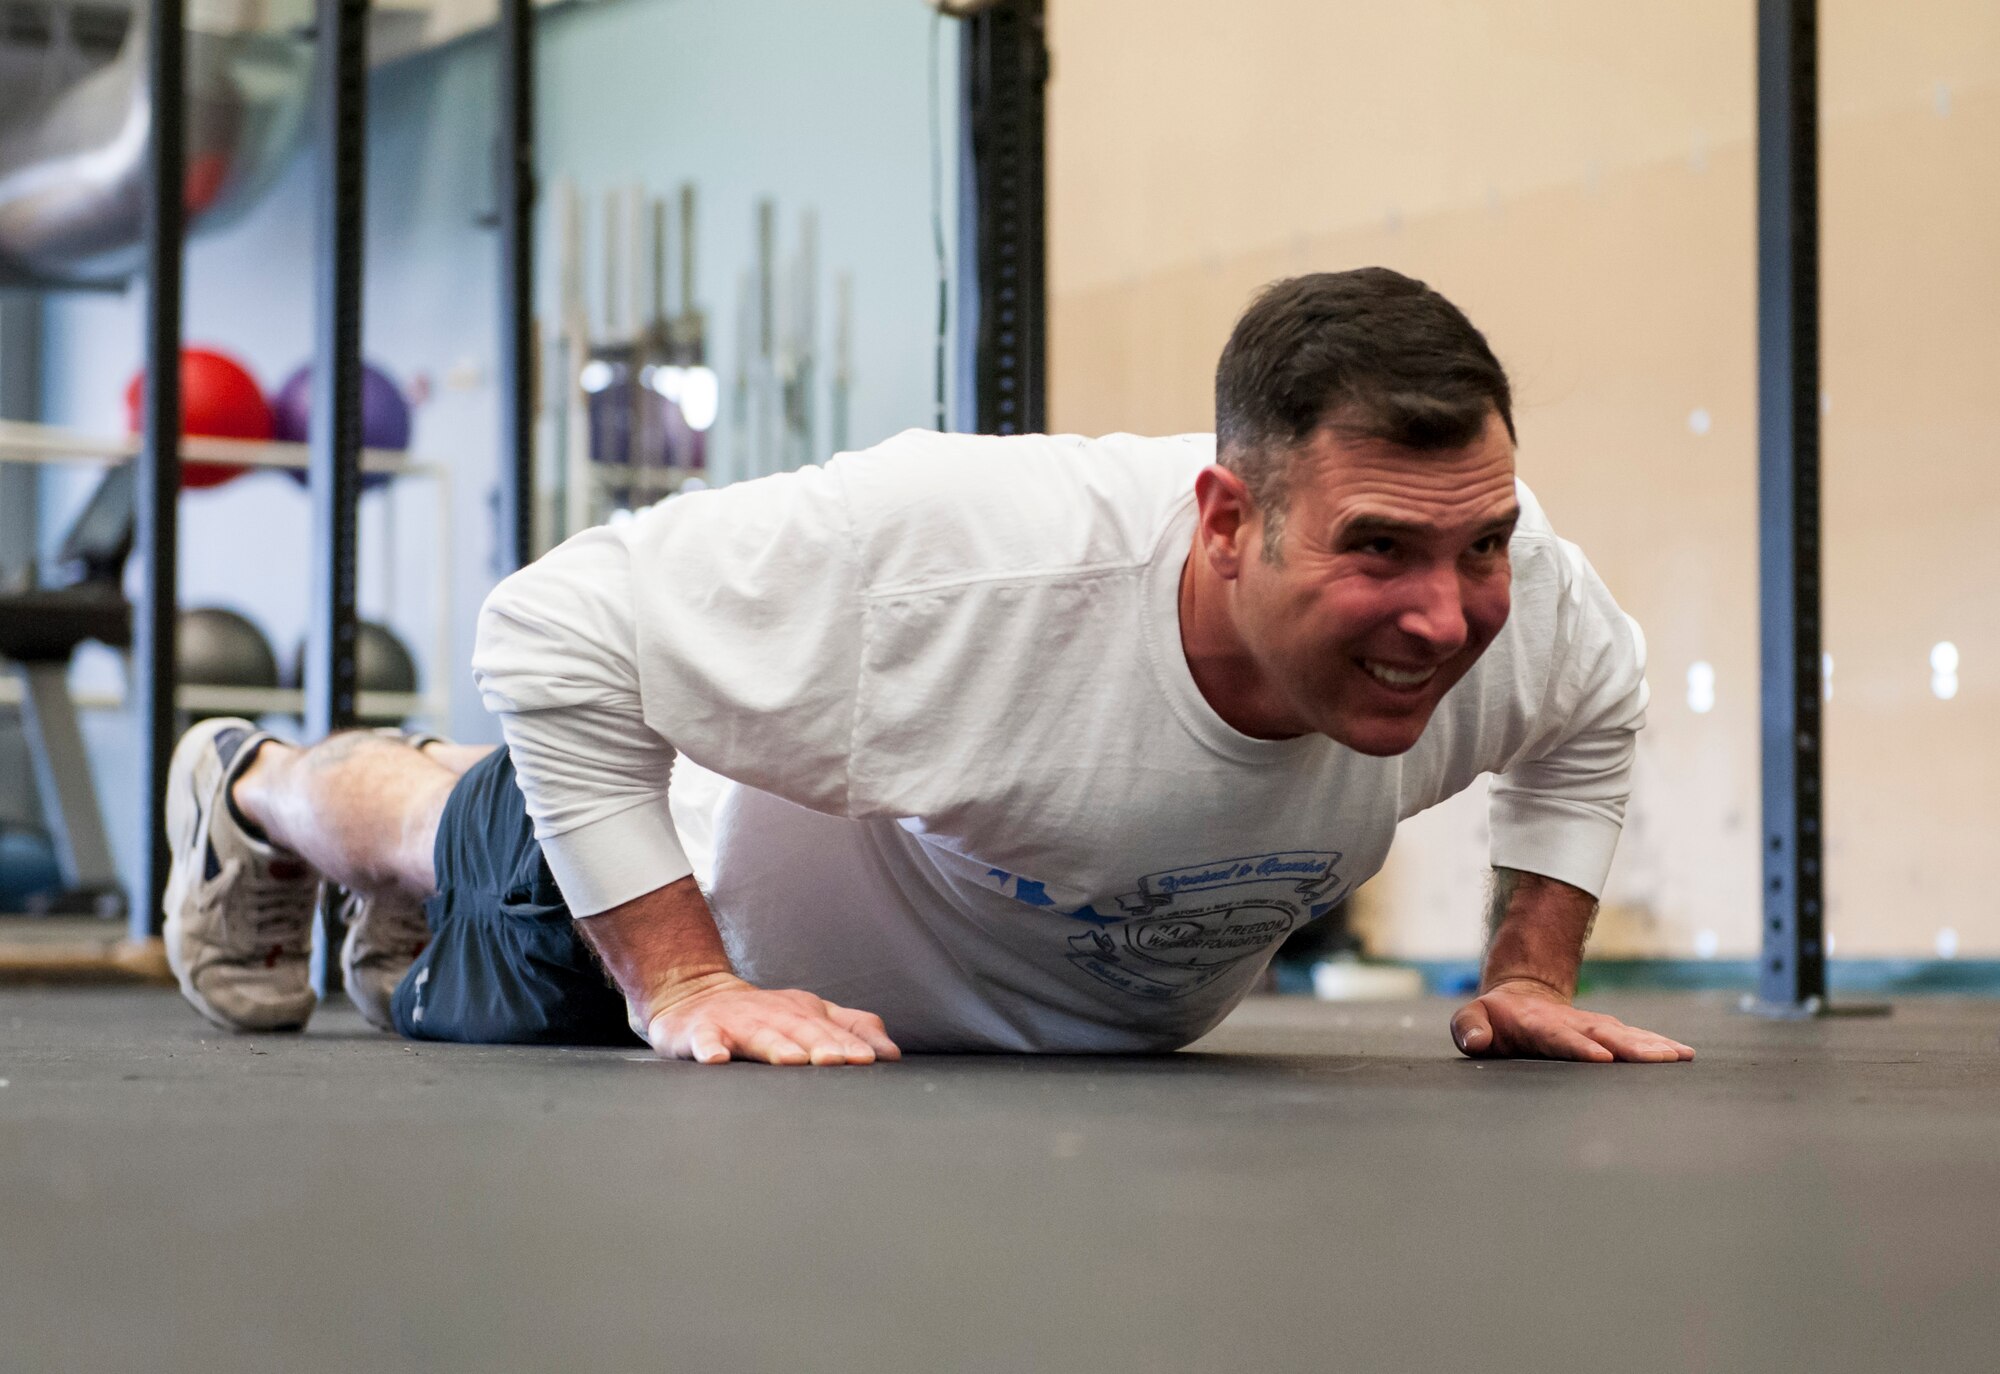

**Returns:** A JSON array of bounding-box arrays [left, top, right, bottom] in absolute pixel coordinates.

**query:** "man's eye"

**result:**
[[1359, 538, 1396, 557], [1471, 534, 1510, 556]]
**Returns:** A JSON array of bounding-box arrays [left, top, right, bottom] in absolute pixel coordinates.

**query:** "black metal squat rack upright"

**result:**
[[132, 0, 187, 945], [963, 0, 1048, 437], [1752, 0, 1883, 1019]]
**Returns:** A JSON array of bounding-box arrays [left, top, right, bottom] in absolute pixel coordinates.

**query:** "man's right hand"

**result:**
[[644, 972, 900, 1065], [574, 876, 900, 1066]]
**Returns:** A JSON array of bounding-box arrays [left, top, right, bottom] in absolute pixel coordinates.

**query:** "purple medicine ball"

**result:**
[[272, 361, 412, 490]]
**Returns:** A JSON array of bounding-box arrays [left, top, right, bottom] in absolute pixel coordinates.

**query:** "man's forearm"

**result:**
[[575, 875, 738, 1017], [1479, 867, 1599, 1000]]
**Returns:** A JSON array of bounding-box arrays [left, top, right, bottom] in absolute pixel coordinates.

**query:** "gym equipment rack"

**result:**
[[25, 0, 1036, 959]]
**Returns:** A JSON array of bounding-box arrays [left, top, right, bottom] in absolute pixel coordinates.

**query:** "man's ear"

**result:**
[[1193, 464, 1256, 581]]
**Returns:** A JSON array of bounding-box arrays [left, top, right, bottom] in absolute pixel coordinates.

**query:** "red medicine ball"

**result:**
[[124, 346, 273, 489]]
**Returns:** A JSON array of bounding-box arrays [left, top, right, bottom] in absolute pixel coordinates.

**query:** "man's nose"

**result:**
[[1396, 563, 1470, 653]]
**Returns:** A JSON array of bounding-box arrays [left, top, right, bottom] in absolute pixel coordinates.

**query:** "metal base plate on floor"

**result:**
[[1738, 994, 1894, 1020]]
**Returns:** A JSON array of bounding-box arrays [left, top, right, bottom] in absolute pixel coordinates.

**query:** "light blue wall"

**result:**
[[536, 0, 960, 467], [33, 0, 960, 894]]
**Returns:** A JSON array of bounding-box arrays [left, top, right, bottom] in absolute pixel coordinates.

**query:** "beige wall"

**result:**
[[1048, 1, 2000, 959]]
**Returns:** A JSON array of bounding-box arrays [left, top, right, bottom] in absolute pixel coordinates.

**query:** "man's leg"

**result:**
[[234, 732, 495, 1032], [166, 718, 631, 1045], [229, 731, 464, 905], [385, 744, 643, 1047], [162, 718, 488, 1033], [163, 719, 448, 1031], [255, 731, 635, 1046]]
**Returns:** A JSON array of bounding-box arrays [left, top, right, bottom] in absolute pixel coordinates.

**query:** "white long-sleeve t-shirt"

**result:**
[[472, 429, 1648, 1052]]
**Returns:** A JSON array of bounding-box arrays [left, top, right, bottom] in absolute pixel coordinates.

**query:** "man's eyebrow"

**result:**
[[1335, 506, 1521, 541]]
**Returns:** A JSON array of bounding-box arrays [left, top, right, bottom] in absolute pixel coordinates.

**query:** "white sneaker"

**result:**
[[337, 886, 430, 1032], [163, 718, 320, 1031], [334, 727, 443, 1031]]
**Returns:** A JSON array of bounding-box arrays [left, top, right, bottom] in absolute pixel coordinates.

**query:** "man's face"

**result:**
[[1224, 412, 1520, 755]]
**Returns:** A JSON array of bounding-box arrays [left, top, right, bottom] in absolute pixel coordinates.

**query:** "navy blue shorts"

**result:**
[[389, 747, 642, 1046]]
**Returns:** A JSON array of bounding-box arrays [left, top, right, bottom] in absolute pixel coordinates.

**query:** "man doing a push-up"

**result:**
[[161, 268, 1694, 1067]]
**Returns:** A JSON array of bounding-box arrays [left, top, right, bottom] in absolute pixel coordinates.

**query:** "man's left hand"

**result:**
[[1451, 978, 1694, 1063]]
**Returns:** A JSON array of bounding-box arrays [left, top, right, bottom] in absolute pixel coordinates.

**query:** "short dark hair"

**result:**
[[1214, 268, 1514, 553]]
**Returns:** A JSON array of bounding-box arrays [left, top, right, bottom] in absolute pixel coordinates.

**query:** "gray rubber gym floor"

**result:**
[[4, 987, 1998, 1373]]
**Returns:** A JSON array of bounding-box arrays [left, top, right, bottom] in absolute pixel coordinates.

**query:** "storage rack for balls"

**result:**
[[0, 423, 456, 734]]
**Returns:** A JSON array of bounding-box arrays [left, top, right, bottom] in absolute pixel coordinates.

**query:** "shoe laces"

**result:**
[[228, 857, 318, 951]]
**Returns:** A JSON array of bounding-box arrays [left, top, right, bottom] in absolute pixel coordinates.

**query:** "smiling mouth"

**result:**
[[1359, 659, 1438, 691]]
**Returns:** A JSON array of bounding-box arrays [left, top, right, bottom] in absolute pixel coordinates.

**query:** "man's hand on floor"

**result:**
[[644, 973, 902, 1066], [1450, 978, 1695, 1063], [575, 878, 900, 1066]]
